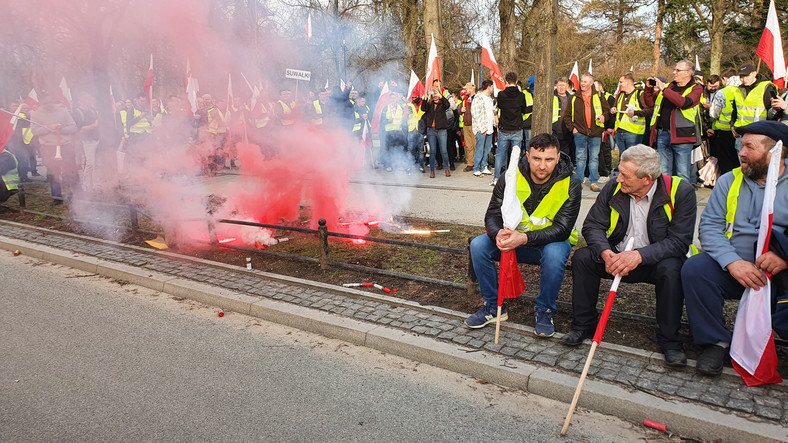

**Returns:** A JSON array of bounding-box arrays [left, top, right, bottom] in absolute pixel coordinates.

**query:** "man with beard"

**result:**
[[682, 120, 788, 376]]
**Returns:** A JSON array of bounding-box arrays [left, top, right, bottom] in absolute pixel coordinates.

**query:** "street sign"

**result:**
[[285, 69, 311, 81]]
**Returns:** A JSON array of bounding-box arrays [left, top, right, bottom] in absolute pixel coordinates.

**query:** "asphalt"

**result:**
[[2, 217, 787, 442]]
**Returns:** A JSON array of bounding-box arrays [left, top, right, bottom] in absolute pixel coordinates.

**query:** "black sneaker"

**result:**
[[561, 329, 593, 346], [696, 344, 727, 376], [663, 349, 687, 367]]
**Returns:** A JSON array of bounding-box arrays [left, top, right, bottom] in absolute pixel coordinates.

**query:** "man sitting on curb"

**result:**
[[466, 133, 582, 336], [682, 120, 788, 376], [563, 144, 696, 367]]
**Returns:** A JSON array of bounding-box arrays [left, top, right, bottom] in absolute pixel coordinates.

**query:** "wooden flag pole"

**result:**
[[561, 237, 635, 437]]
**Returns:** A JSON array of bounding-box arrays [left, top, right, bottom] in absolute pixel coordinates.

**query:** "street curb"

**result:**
[[1, 235, 785, 441]]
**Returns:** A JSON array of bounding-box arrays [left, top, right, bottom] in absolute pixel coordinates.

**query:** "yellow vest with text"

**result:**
[[514, 171, 578, 245]]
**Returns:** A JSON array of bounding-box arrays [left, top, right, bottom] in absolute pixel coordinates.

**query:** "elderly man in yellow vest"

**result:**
[[564, 145, 697, 369], [683, 121, 788, 376], [466, 133, 582, 336]]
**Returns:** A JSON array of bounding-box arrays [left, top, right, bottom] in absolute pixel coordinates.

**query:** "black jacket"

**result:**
[[420, 96, 451, 130], [496, 86, 526, 132], [581, 175, 696, 265], [484, 151, 582, 246]]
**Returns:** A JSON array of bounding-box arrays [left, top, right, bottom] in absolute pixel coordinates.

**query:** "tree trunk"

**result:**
[[532, 0, 557, 135], [652, 0, 665, 74], [422, 0, 442, 77], [709, 16, 724, 75], [498, 0, 516, 73], [401, 0, 420, 74]]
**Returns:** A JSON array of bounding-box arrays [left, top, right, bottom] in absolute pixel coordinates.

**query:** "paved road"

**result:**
[[0, 253, 650, 442]]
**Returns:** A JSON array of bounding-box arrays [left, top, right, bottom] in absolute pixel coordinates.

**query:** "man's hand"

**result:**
[[602, 249, 642, 277], [706, 129, 715, 137], [755, 251, 788, 277], [496, 229, 527, 252], [626, 108, 635, 118], [771, 96, 787, 111], [728, 259, 768, 289], [609, 107, 617, 114]]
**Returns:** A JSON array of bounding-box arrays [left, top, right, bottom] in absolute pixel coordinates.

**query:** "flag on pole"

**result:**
[[110, 85, 117, 128], [185, 59, 198, 117], [730, 140, 785, 386], [588, 59, 593, 75], [0, 103, 23, 154], [470, 69, 475, 87], [307, 11, 313, 42], [24, 89, 39, 109], [756, 0, 787, 89], [340, 79, 346, 92], [226, 73, 234, 115], [407, 70, 425, 100], [144, 54, 154, 111], [695, 55, 701, 73], [569, 61, 580, 91], [425, 34, 441, 92], [58, 77, 72, 110], [370, 82, 392, 134], [498, 145, 526, 306], [481, 35, 505, 92]]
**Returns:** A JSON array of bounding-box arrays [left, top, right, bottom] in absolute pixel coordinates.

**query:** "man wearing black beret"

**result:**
[[682, 120, 788, 376]]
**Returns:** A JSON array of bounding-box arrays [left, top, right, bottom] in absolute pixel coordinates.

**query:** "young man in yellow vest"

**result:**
[[683, 121, 788, 376], [466, 133, 582, 336], [645, 60, 703, 182], [611, 72, 648, 155], [564, 144, 697, 368], [732, 64, 779, 155]]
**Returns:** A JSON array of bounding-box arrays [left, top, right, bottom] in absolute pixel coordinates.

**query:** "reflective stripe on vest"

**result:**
[[207, 107, 226, 134], [734, 81, 771, 127], [385, 105, 403, 131], [649, 86, 697, 134], [406, 103, 420, 132], [571, 93, 605, 128], [19, 113, 33, 144], [514, 172, 578, 245], [712, 85, 739, 131], [312, 100, 323, 125], [606, 175, 683, 238], [614, 91, 645, 134], [725, 168, 745, 238], [2, 151, 19, 191]]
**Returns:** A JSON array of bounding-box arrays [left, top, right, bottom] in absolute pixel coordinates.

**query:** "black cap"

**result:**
[[736, 120, 788, 145], [738, 64, 757, 76]]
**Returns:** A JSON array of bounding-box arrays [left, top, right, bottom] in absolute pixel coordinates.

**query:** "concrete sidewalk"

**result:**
[[1, 220, 785, 442]]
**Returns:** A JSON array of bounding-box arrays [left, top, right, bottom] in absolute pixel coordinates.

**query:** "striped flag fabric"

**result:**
[[756, 0, 786, 89]]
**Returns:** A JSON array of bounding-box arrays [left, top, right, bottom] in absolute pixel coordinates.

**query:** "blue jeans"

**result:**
[[407, 131, 424, 168], [573, 132, 601, 184], [495, 130, 523, 179], [470, 234, 571, 311], [474, 132, 493, 172], [522, 129, 531, 151], [426, 127, 448, 171], [614, 130, 642, 154], [655, 130, 692, 181]]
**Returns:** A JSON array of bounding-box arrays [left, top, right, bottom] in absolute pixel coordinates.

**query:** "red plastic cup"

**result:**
[[217, 309, 224, 317]]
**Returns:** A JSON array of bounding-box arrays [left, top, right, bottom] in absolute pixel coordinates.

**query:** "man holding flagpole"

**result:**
[[683, 120, 788, 380], [466, 133, 581, 336]]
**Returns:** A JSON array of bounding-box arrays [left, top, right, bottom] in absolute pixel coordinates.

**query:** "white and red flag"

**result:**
[[481, 35, 505, 92], [425, 34, 441, 92], [470, 69, 475, 87], [144, 54, 153, 111], [307, 11, 313, 42], [370, 81, 392, 134], [186, 59, 198, 117], [226, 73, 234, 114], [756, 0, 786, 89], [407, 70, 425, 101], [730, 140, 785, 386], [695, 55, 701, 73], [588, 59, 593, 75], [58, 77, 72, 110], [569, 61, 580, 91], [0, 103, 23, 154], [24, 89, 39, 109]]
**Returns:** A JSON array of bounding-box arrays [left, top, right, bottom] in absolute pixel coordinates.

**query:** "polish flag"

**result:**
[[370, 81, 392, 134], [144, 54, 153, 111], [58, 77, 72, 110], [407, 70, 425, 101], [756, 0, 786, 89], [569, 61, 580, 91], [498, 145, 526, 307], [185, 59, 198, 117], [470, 69, 475, 87], [588, 59, 593, 75], [307, 11, 312, 42], [695, 55, 701, 73], [0, 103, 23, 154], [24, 89, 39, 109], [226, 73, 234, 115], [481, 35, 505, 92], [730, 140, 785, 386], [425, 34, 441, 92]]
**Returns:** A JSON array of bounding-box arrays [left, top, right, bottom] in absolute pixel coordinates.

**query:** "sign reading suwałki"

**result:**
[[285, 69, 311, 81]]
